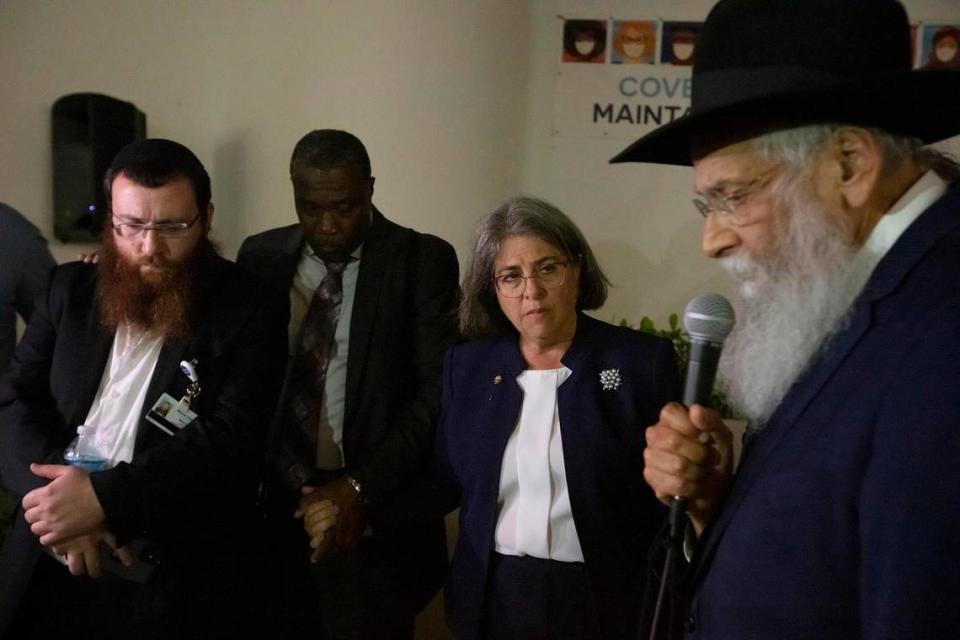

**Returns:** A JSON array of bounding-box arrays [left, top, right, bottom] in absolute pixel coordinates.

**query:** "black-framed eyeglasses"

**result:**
[[111, 213, 203, 239], [493, 261, 570, 298], [692, 169, 778, 227]]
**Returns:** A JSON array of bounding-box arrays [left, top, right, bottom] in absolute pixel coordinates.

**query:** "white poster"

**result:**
[[554, 18, 700, 140]]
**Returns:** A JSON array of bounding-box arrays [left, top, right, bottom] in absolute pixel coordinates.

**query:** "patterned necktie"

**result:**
[[277, 259, 349, 488]]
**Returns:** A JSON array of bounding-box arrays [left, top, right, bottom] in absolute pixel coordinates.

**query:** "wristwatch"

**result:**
[[346, 475, 365, 502]]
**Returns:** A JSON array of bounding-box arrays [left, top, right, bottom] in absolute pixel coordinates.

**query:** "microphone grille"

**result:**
[[683, 293, 735, 343]]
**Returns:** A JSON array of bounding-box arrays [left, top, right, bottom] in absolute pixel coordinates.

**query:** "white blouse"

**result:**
[[493, 366, 584, 562]]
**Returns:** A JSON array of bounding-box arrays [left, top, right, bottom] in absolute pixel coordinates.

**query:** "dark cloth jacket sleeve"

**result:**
[[0, 261, 288, 546], [0, 268, 72, 497], [351, 232, 460, 513], [0, 203, 56, 373]]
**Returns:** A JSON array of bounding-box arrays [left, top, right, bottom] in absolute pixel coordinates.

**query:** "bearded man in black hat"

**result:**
[[613, 0, 960, 638]]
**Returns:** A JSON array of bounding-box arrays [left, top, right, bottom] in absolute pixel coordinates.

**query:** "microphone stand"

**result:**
[[641, 293, 734, 640], [644, 500, 686, 640]]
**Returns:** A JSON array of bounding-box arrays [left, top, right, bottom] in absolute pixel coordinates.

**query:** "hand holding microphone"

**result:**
[[643, 294, 736, 537], [642, 295, 737, 640]]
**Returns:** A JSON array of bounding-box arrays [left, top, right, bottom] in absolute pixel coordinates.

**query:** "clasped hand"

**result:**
[[294, 476, 367, 562], [51, 527, 134, 578], [23, 463, 131, 577], [22, 463, 106, 545]]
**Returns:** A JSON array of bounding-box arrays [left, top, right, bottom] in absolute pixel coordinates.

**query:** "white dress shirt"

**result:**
[[494, 366, 584, 562], [862, 170, 947, 260], [288, 243, 361, 468], [82, 324, 164, 466]]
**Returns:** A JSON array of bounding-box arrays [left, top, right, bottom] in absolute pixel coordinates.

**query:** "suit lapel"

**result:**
[[344, 209, 390, 426], [69, 303, 115, 429], [476, 337, 527, 540], [690, 298, 873, 584], [133, 338, 191, 455], [556, 316, 603, 542], [262, 225, 303, 416], [556, 314, 594, 460], [691, 184, 960, 586], [272, 225, 304, 290]]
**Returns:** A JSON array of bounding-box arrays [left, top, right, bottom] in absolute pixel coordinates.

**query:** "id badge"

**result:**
[[145, 392, 198, 435]]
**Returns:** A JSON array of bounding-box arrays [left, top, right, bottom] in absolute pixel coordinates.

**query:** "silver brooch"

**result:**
[[599, 368, 621, 391]]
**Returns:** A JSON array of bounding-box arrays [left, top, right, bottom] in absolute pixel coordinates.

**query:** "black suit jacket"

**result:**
[[237, 207, 459, 610], [0, 257, 287, 634]]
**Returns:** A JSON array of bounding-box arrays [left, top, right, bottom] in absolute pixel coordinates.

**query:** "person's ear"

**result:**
[[204, 202, 215, 233], [830, 127, 883, 211]]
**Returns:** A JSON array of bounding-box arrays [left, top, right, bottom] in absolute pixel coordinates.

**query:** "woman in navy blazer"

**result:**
[[306, 197, 678, 637], [433, 197, 679, 639]]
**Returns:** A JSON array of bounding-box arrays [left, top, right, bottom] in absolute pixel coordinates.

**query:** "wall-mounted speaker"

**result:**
[[52, 93, 146, 243]]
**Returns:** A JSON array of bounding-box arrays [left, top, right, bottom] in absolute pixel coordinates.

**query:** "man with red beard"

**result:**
[[612, 0, 960, 638], [0, 139, 286, 639]]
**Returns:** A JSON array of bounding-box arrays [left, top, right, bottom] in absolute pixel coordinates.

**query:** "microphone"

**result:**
[[669, 293, 735, 539], [682, 293, 735, 407], [646, 294, 736, 640]]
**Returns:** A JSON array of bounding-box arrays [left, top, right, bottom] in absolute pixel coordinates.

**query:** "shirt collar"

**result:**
[[861, 170, 948, 260], [301, 241, 363, 264]]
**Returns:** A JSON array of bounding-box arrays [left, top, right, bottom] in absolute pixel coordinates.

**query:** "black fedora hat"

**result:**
[[611, 0, 960, 167]]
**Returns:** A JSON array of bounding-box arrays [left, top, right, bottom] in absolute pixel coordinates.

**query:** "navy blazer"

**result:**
[[434, 314, 679, 640], [0, 257, 287, 633], [685, 184, 960, 639]]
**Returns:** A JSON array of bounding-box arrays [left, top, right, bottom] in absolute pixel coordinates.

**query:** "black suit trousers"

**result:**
[[259, 514, 435, 640]]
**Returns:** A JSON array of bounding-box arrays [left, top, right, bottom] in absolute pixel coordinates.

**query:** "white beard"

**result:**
[[717, 176, 883, 428]]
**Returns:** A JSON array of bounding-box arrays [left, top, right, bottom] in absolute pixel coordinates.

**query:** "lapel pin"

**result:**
[[493, 375, 502, 384], [599, 368, 622, 391]]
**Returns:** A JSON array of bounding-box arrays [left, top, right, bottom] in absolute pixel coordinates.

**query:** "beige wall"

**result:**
[[0, 0, 531, 270], [3, 0, 958, 325]]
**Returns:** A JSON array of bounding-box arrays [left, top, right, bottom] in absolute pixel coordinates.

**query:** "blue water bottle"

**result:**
[[63, 425, 108, 472]]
